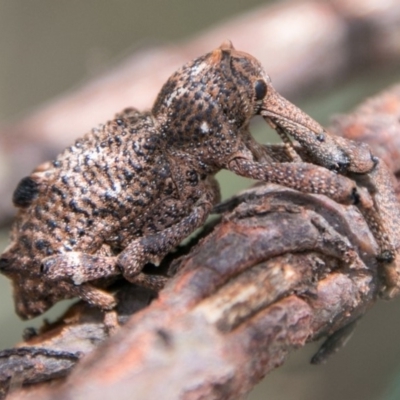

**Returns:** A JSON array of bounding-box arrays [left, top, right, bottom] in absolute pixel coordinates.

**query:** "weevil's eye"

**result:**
[[254, 79, 267, 101]]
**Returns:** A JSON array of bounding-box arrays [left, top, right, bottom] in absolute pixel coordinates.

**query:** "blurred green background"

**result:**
[[1, 1, 400, 399]]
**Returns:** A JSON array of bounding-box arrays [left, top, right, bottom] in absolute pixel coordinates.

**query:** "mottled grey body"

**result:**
[[2, 41, 398, 321], [21, 109, 204, 257], [2, 106, 220, 318]]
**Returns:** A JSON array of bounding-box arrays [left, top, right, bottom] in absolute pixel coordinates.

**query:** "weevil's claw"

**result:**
[[336, 159, 351, 174], [377, 250, 396, 263], [328, 159, 351, 174], [371, 155, 379, 168]]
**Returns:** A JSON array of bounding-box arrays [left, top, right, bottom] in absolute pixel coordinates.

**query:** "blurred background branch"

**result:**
[[1, 0, 400, 224], [1, 1, 400, 399]]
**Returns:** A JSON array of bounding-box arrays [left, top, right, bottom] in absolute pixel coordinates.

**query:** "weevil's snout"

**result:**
[[259, 88, 347, 171], [259, 86, 376, 173]]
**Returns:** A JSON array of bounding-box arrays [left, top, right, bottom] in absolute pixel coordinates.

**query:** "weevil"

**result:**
[[0, 41, 397, 321]]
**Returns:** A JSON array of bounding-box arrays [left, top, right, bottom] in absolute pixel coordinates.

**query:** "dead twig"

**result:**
[[4, 186, 380, 399]]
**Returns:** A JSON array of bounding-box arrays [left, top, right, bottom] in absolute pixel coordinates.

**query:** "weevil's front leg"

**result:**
[[227, 157, 367, 206], [270, 124, 302, 162], [118, 193, 216, 283]]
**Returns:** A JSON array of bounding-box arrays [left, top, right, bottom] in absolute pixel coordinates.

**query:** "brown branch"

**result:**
[[1, 0, 400, 224], [2, 84, 399, 399], [5, 191, 379, 399]]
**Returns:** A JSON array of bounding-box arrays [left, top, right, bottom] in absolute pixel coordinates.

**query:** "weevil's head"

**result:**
[[153, 41, 375, 174], [153, 40, 270, 130], [152, 41, 276, 166]]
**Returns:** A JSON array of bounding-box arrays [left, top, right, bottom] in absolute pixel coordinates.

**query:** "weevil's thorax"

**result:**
[[152, 43, 269, 169]]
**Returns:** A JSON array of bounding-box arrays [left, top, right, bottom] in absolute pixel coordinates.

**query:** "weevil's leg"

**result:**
[[310, 214, 363, 270], [41, 253, 119, 285], [354, 160, 400, 298], [72, 283, 117, 310], [72, 283, 119, 333], [118, 201, 213, 282], [227, 158, 364, 205], [125, 273, 168, 292], [268, 122, 302, 162], [311, 319, 359, 364], [103, 310, 119, 334], [41, 252, 168, 291], [118, 186, 218, 282], [356, 201, 394, 262]]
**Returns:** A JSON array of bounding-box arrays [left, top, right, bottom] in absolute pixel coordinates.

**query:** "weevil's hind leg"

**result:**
[[73, 283, 117, 310], [41, 252, 124, 332], [118, 186, 218, 283], [72, 283, 119, 334], [354, 160, 400, 298], [311, 319, 359, 364], [117, 200, 214, 282], [41, 251, 168, 291], [103, 310, 119, 334]]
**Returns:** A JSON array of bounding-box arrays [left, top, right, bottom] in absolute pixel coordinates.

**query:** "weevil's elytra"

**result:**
[[0, 41, 396, 320]]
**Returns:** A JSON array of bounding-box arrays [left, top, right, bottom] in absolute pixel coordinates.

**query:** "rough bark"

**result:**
[[0, 84, 399, 399]]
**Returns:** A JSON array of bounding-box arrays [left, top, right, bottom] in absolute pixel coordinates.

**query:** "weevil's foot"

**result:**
[[377, 250, 396, 263], [371, 155, 379, 169], [380, 283, 400, 300], [311, 320, 358, 365], [379, 255, 400, 299], [104, 310, 120, 335]]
